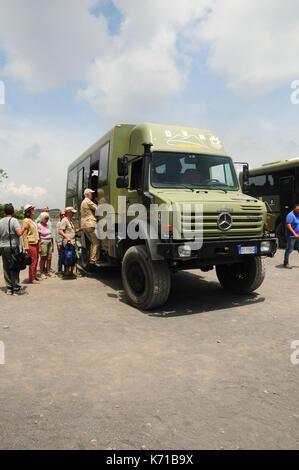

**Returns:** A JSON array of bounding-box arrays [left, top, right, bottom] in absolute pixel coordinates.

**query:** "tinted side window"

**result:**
[[248, 174, 266, 196], [67, 168, 77, 198], [78, 168, 84, 206]]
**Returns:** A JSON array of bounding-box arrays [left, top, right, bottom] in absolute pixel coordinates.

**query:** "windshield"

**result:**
[[151, 152, 239, 190]]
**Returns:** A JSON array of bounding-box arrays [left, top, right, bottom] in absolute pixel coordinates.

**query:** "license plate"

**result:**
[[239, 246, 257, 255]]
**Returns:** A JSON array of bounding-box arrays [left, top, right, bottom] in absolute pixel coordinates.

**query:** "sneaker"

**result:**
[[14, 288, 28, 296], [41, 274, 47, 279], [283, 263, 292, 269], [50, 268, 55, 273]]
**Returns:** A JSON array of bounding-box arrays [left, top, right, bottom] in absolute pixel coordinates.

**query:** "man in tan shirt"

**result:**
[[81, 188, 100, 265]]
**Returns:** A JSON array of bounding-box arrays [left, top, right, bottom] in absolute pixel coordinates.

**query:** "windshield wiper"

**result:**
[[208, 186, 228, 193], [199, 185, 229, 193], [180, 185, 196, 192]]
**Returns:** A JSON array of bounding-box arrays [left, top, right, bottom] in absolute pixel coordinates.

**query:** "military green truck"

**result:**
[[245, 158, 299, 248], [66, 123, 277, 310]]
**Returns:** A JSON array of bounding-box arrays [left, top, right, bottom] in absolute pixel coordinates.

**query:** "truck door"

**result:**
[[279, 176, 295, 222]]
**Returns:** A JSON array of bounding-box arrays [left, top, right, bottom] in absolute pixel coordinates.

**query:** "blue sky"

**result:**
[[0, 0, 298, 208]]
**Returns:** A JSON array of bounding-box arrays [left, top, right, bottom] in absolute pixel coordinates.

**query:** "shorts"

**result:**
[[40, 240, 53, 257]]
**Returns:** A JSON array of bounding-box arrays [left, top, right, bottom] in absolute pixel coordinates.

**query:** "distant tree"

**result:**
[[0, 168, 8, 184], [0, 204, 24, 220], [14, 206, 24, 220]]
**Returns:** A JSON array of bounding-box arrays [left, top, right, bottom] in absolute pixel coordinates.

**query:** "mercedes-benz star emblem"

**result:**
[[217, 212, 232, 231]]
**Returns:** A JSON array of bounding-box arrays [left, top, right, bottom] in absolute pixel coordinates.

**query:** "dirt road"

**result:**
[[0, 249, 298, 449]]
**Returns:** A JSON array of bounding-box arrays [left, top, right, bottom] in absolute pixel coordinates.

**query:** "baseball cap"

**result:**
[[65, 206, 77, 213], [84, 188, 95, 196]]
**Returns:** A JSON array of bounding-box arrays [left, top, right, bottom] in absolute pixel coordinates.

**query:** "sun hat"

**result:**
[[23, 204, 34, 214], [65, 206, 77, 213]]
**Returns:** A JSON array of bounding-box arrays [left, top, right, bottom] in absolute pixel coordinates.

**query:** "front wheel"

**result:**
[[122, 245, 171, 310], [216, 256, 265, 294]]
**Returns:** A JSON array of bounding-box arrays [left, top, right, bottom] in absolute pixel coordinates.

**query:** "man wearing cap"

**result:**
[[81, 189, 100, 266]]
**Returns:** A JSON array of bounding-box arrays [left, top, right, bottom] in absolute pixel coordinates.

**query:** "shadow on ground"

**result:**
[[78, 266, 265, 318], [275, 263, 299, 269]]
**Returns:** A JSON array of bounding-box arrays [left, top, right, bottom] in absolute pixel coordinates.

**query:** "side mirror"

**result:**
[[116, 177, 129, 188], [117, 156, 129, 177], [242, 164, 249, 193]]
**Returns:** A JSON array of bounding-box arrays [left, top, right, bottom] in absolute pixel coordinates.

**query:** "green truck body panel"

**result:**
[[67, 122, 267, 241]]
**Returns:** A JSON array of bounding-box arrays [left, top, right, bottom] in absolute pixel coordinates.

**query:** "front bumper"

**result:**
[[157, 238, 278, 264]]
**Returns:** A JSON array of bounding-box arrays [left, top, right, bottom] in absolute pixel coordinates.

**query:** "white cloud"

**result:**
[[0, 0, 108, 92], [0, 0, 298, 117], [0, 115, 95, 208], [4, 181, 47, 201], [217, 116, 299, 171], [0, 0, 210, 120], [78, 0, 211, 121], [198, 0, 299, 94]]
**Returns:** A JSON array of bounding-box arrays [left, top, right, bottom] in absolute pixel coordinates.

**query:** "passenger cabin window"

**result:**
[[67, 168, 78, 198], [78, 168, 84, 205], [99, 142, 109, 186]]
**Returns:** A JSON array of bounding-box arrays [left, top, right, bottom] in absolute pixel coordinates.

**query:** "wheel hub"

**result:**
[[127, 262, 145, 294]]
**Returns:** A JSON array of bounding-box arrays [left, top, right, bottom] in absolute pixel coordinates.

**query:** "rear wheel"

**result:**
[[122, 245, 171, 310], [216, 256, 265, 294]]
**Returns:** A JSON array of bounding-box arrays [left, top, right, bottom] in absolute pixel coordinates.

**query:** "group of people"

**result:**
[[0, 188, 103, 295]]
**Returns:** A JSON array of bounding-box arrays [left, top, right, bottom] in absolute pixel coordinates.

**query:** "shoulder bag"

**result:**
[[8, 218, 32, 271]]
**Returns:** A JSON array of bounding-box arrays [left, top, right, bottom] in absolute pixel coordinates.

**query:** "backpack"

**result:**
[[63, 242, 77, 267]]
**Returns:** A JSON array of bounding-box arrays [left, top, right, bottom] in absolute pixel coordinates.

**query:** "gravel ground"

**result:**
[[0, 247, 298, 450]]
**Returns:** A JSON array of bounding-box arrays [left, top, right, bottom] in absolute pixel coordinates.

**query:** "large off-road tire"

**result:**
[[216, 256, 265, 294], [275, 222, 286, 249], [122, 245, 171, 310]]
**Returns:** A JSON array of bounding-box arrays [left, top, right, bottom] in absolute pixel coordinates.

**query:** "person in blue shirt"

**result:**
[[284, 203, 299, 268]]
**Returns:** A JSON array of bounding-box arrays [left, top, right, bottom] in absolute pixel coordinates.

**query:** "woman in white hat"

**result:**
[[22, 205, 40, 284]]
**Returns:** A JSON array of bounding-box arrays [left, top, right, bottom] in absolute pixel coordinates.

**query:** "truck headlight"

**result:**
[[260, 241, 271, 253], [178, 244, 192, 258]]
